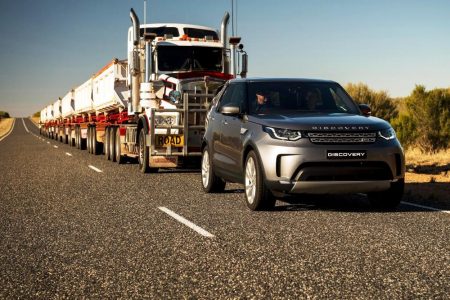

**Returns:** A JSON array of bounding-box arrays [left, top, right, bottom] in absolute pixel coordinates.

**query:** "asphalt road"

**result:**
[[0, 118, 449, 299]]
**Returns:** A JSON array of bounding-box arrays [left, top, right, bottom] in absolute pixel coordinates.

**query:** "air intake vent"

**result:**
[[307, 132, 377, 144]]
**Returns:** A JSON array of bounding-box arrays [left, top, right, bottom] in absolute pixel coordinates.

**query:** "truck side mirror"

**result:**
[[359, 104, 371, 116], [240, 52, 248, 78]]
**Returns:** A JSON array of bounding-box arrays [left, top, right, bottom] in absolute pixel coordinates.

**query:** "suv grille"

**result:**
[[307, 132, 377, 144]]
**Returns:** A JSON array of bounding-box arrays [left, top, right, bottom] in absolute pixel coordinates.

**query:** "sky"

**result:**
[[0, 0, 449, 117]]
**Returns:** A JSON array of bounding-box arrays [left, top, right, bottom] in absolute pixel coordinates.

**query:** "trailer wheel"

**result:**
[[115, 127, 125, 164], [87, 126, 92, 153], [104, 127, 110, 160], [93, 126, 101, 155], [110, 127, 116, 162]]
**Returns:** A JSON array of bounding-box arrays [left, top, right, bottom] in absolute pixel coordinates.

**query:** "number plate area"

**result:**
[[327, 150, 367, 159], [155, 135, 184, 147]]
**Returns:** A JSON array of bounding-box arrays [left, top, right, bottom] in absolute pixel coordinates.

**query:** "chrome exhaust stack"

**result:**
[[130, 8, 141, 114], [221, 12, 230, 74]]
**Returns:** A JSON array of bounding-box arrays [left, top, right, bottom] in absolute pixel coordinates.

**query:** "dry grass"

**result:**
[[0, 118, 14, 137], [30, 117, 40, 126], [405, 148, 449, 183], [404, 148, 450, 209]]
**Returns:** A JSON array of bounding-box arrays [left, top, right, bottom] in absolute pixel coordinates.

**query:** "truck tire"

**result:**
[[87, 127, 91, 153], [368, 179, 404, 210], [110, 127, 116, 162], [87, 126, 92, 153], [80, 128, 86, 150], [138, 128, 150, 173], [115, 127, 125, 164], [104, 127, 110, 160], [244, 151, 276, 211], [201, 146, 225, 193], [92, 126, 101, 155]]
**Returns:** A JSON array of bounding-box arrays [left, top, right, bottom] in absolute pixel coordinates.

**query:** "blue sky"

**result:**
[[1, 0, 449, 117]]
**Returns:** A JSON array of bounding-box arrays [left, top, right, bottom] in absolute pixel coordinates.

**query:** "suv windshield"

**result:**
[[248, 81, 359, 115], [158, 46, 222, 72]]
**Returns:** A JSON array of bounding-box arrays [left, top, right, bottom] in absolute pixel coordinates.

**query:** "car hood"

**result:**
[[247, 113, 391, 131]]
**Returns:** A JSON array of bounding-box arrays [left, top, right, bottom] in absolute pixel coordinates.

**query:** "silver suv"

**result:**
[[201, 78, 405, 210]]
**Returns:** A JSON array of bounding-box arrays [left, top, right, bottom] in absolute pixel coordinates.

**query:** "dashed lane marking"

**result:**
[[53, 145, 58, 148], [88, 165, 103, 173], [158, 207, 215, 238], [65, 152, 72, 156]]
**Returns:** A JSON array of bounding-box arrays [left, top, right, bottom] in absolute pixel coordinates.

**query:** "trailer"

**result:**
[[40, 8, 248, 172]]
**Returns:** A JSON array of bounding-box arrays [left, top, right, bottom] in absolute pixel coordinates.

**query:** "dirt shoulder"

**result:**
[[404, 149, 449, 209], [0, 118, 15, 138]]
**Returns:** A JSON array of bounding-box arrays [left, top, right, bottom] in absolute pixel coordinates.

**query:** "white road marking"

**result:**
[[47, 141, 50, 144], [28, 118, 39, 128], [21, 118, 29, 133], [402, 201, 450, 214], [88, 165, 103, 173], [65, 152, 72, 156], [158, 207, 215, 238], [53, 145, 58, 148], [0, 118, 16, 142]]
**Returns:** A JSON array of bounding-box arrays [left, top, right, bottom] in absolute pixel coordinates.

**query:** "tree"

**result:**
[[0, 111, 10, 118], [32, 111, 40, 118], [345, 83, 398, 121]]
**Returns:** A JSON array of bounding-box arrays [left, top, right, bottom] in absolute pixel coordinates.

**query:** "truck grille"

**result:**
[[307, 132, 377, 144]]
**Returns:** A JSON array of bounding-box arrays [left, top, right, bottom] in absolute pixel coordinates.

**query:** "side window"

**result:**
[[217, 84, 237, 111], [217, 83, 247, 113]]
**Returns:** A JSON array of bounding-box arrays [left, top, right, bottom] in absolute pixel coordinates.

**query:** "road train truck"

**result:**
[[40, 9, 248, 172]]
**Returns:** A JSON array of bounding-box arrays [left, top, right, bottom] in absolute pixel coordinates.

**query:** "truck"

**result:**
[[40, 8, 248, 172]]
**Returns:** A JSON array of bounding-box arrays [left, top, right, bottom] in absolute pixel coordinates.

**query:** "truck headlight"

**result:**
[[378, 128, 396, 140], [264, 126, 302, 141]]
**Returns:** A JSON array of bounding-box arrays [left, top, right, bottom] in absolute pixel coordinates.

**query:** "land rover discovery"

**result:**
[[201, 78, 405, 210]]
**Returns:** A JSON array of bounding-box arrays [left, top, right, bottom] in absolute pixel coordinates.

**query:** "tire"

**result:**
[[104, 127, 110, 160], [87, 126, 92, 154], [201, 146, 225, 193], [244, 151, 276, 211], [138, 128, 150, 173], [80, 128, 86, 150], [115, 127, 125, 164], [92, 126, 101, 155], [368, 179, 404, 210], [110, 127, 116, 162]]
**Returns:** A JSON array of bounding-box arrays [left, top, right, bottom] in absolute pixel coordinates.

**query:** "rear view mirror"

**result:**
[[359, 104, 371, 117], [220, 106, 240, 115]]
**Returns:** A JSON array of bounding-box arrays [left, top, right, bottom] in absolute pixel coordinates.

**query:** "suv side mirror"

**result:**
[[220, 105, 240, 115], [359, 104, 371, 117]]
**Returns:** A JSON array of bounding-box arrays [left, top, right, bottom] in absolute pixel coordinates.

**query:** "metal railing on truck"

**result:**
[[149, 92, 213, 157]]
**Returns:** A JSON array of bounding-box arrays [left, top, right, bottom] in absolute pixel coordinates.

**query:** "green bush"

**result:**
[[402, 85, 450, 153], [0, 111, 10, 118], [345, 83, 398, 121]]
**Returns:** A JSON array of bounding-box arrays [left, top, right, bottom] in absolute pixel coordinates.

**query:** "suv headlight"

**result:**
[[378, 127, 396, 140], [264, 126, 302, 141]]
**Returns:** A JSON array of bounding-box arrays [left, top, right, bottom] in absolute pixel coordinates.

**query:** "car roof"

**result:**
[[230, 77, 337, 84]]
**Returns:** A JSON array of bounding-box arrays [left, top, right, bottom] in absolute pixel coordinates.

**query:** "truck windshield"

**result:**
[[157, 46, 222, 72], [248, 81, 360, 115]]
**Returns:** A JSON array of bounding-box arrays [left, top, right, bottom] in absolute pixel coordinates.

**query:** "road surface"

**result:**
[[0, 118, 449, 298]]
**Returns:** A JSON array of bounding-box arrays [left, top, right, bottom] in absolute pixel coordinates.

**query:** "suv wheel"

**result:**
[[368, 179, 404, 210], [201, 146, 225, 193], [245, 151, 276, 211]]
